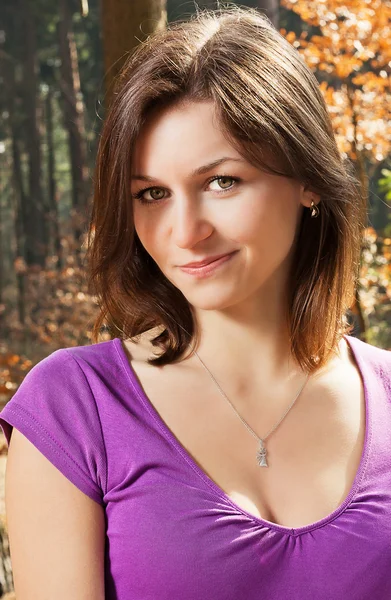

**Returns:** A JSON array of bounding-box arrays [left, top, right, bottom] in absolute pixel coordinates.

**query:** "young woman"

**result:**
[[1, 6, 391, 599]]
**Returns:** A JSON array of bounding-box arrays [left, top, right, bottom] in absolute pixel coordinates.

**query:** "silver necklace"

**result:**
[[193, 349, 310, 467]]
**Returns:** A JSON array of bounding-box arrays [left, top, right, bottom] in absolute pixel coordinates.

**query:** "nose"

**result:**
[[171, 196, 214, 249]]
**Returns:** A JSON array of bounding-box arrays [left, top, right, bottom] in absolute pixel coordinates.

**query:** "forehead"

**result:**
[[131, 100, 242, 173]]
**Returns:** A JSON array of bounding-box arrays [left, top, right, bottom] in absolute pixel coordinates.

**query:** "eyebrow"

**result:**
[[131, 157, 245, 182]]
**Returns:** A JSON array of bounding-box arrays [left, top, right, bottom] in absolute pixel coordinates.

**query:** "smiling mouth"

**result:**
[[180, 251, 237, 268], [178, 250, 239, 277]]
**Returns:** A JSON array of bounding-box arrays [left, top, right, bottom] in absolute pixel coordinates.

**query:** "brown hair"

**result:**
[[87, 5, 366, 373]]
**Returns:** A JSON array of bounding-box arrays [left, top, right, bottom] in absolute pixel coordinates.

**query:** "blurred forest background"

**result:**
[[0, 0, 390, 595]]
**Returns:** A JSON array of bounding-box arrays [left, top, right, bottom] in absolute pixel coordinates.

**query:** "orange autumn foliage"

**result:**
[[281, 0, 391, 163]]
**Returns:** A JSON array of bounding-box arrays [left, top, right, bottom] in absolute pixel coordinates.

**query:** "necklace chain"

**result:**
[[144, 311, 311, 467], [194, 349, 310, 447]]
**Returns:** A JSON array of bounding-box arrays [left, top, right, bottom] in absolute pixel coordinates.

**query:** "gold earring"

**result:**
[[310, 200, 320, 218]]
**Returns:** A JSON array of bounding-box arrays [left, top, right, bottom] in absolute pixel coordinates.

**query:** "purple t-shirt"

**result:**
[[0, 333, 391, 599]]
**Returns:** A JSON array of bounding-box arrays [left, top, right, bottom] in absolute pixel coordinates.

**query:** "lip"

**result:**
[[179, 251, 237, 268], [179, 250, 238, 278]]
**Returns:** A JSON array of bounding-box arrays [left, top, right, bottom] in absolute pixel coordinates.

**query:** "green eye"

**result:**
[[133, 175, 240, 206], [208, 176, 239, 192], [133, 187, 166, 204], [217, 177, 233, 188], [149, 188, 165, 200]]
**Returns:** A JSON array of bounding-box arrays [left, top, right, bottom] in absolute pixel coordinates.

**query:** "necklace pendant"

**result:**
[[257, 439, 268, 467]]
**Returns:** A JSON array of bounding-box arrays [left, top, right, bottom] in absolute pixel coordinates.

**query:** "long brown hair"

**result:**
[[86, 5, 366, 373]]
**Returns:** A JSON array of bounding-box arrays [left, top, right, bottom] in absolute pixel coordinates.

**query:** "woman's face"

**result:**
[[131, 100, 317, 313]]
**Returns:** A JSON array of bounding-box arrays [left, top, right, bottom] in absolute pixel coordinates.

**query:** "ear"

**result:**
[[300, 184, 321, 209]]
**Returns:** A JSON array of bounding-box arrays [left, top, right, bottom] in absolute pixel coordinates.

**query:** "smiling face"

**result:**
[[131, 100, 317, 315]]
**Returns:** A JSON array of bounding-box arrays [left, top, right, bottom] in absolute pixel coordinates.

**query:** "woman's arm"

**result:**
[[5, 428, 106, 600]]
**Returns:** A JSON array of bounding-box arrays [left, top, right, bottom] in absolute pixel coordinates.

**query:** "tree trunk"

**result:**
[[58, 0, 90, 220], [101, 0, 167, 107], [346, 83, 369, 341], [10, 121, 27, 327], [0, 41, 28, 327], [257, 0, 279, 28], [45, 87, 63, 269], [21, 0, 48, 266], [0, 193, 3, 318]]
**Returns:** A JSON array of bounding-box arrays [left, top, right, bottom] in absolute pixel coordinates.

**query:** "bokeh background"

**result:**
[[0, 0, 390, 596]]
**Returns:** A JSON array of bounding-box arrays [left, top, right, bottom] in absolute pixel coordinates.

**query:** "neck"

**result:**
[[184, 302, 345, 401], [189, 297, 298, 379]]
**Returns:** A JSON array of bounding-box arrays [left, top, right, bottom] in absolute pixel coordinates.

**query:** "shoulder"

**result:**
[[0, 343, 110, 503], [26, 339, 124, 388], [63, 338, 119, 366], [345, 334, 391, 380], [21, 338, 116, 374], [2, 339, 121, 420], [345, 334, 391, 361]]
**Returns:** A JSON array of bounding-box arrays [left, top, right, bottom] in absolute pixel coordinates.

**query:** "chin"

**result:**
[[181, 287, 241, 311]]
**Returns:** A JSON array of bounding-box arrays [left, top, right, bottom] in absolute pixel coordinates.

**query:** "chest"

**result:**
[[128, 354, 366, 529]]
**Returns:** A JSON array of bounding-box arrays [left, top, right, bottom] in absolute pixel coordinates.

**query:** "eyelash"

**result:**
[[132, 175, 241, 206]]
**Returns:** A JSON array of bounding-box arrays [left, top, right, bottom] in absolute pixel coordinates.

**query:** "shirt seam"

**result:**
[[63, 349, 109, 497], [1, 403, 103, 501]]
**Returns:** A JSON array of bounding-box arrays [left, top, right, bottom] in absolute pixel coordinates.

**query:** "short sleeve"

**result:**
[[0, 348, 106, 505]]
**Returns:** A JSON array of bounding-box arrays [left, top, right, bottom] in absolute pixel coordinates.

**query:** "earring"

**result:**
[[310, 200, 320, 218]]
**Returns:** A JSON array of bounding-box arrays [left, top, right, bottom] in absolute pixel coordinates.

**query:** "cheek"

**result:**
[[224, 197, 271, 245], [133, 209, 166, 262], [231, 192, 300, 254]]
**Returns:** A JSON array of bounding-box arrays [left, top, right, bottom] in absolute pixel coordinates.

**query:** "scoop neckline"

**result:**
[[113, 333, 372, 536]]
